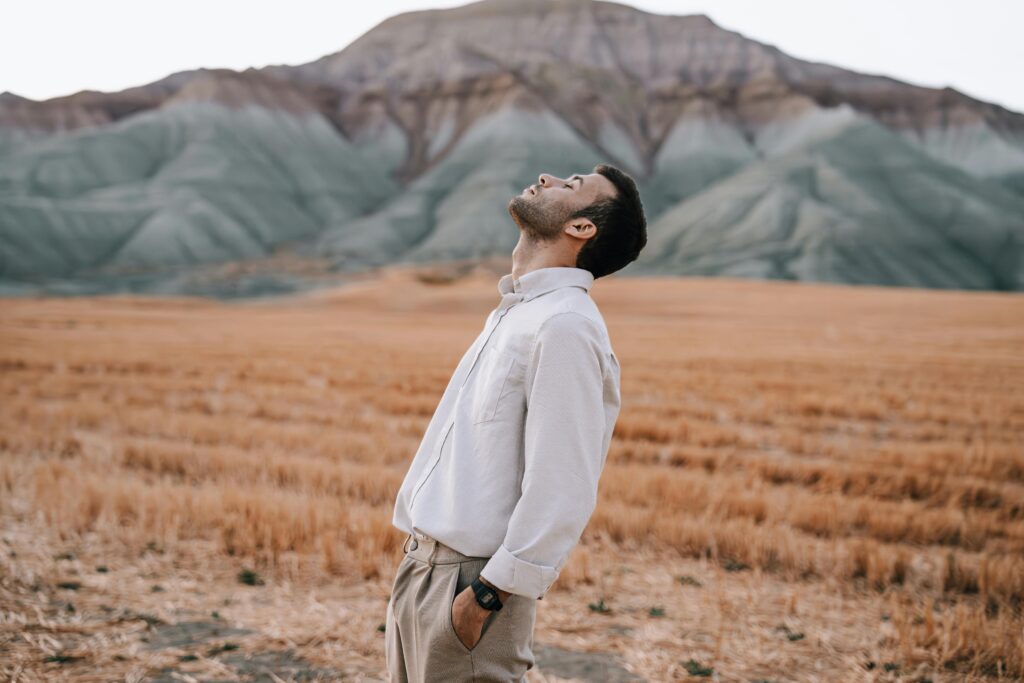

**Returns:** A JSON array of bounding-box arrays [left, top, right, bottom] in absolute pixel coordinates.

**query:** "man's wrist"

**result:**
[[477, 575, 513, 604]]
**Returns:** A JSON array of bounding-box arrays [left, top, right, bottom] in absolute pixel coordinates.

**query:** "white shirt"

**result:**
[[391, 266, 622, 600]]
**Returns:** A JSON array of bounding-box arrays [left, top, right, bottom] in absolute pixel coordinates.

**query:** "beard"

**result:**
[[507, 194, 576, 242]]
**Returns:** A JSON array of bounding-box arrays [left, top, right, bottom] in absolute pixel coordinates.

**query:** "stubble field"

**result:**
[[1, 263, 1022, 682]]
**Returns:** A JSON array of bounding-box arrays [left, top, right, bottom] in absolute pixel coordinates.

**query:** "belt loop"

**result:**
[[429, 537, 438, 564], [402, 533, 411, 554]]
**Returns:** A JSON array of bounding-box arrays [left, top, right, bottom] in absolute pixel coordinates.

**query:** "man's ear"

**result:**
[[563, 218, 596, 241]]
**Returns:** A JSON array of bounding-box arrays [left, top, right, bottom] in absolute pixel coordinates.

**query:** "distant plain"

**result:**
[[1, 266, 1022, 681]]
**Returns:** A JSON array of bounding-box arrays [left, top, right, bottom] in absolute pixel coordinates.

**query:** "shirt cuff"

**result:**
[[479, 544, 560, 600]]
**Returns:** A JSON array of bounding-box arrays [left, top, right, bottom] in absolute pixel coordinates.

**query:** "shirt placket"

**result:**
[[407, 290, 526, 510]]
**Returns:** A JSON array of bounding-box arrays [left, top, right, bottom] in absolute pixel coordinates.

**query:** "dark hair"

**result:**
[[571, 163, 647, 278]]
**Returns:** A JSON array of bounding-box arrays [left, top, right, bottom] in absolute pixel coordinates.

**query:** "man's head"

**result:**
[[506, 163, 647, 278]]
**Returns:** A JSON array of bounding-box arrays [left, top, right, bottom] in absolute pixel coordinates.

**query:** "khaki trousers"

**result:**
[[385, 532, 537, 682]]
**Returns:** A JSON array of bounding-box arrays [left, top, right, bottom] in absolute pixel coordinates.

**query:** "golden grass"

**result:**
[[1, 265, 1023, 681]]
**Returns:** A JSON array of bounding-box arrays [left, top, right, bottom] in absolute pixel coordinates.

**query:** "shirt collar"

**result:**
[[497, 266, 594, 302]]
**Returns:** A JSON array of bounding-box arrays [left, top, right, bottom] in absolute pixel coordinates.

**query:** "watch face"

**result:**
[[474, 579, 500, 610]]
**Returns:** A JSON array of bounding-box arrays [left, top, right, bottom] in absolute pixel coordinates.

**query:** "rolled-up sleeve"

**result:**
[[479, 311, 610, 599]]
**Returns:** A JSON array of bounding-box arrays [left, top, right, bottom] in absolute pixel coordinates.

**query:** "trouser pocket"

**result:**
[[447, 559, 499, 654], [460, 560, 538, 679]]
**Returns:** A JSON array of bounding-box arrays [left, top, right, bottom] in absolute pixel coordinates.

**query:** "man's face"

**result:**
[[507, 171, 617, 241]]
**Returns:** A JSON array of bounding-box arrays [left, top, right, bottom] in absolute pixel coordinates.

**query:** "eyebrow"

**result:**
[[569, 175, 584, 186]]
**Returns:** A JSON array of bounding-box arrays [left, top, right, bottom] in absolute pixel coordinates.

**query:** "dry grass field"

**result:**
[[1, 263, 1022, 682]]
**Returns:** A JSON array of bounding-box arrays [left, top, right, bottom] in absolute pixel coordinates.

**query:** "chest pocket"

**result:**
[[471, 346, 519, 425]]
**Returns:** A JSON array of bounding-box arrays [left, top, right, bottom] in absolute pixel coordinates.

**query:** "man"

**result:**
[[385, 164, 647, 682]]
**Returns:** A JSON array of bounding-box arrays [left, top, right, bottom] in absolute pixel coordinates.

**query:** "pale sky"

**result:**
[[3, 0, 1023, 113]]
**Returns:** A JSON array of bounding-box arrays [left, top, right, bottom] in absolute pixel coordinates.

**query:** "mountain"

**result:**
[[2, 0, 1022, 294], [631, 118, 1024, 290], [0, 70, 398, 280]]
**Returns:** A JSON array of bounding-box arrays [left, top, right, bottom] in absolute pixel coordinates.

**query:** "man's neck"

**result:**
[[511, 236, 576, 282]]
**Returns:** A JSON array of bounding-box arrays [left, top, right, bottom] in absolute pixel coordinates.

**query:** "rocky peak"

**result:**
[[161, 68, 325, 116]]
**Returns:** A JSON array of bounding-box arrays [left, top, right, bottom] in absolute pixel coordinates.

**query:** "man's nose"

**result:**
[[538, 173, 559, 187]]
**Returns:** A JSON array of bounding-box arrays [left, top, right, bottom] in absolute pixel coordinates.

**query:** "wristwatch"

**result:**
[[471, 576, 504, 611]]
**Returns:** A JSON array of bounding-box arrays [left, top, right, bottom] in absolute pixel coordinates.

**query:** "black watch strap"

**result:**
[[471, 576, 504, 611]]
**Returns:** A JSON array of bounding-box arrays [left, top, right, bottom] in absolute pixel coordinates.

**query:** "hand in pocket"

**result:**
[[450, 584, 489, 651]]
